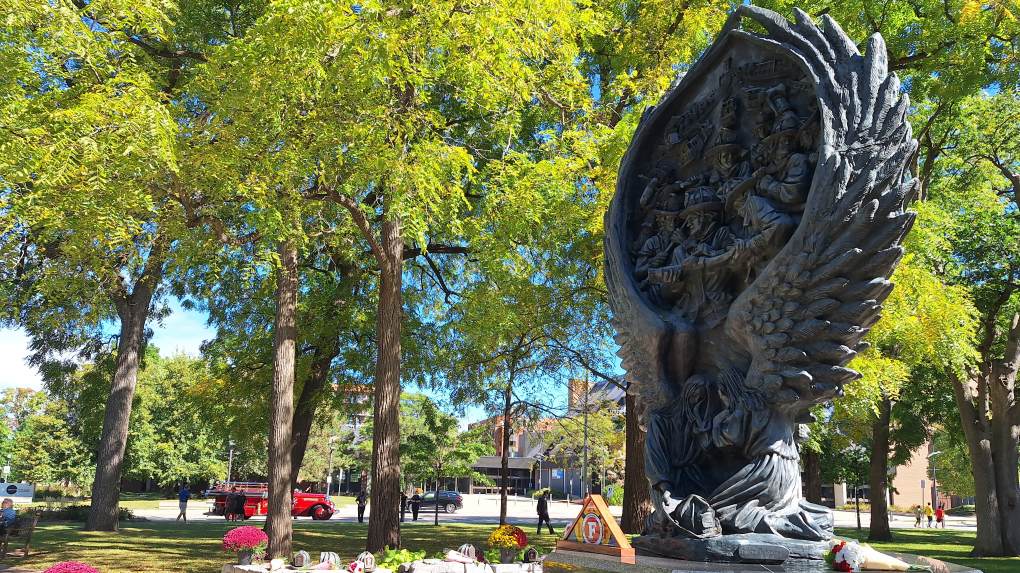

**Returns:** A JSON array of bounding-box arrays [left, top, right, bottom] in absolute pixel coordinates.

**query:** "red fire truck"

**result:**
[[208, 482, 336, 520]]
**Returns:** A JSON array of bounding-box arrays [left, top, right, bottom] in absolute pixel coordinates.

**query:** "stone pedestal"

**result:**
[[544, 548, 983, 573], [631, 533, 829, 563]]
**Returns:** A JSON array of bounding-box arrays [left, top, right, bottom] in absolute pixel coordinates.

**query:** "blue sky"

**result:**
[[0, 299, 215, 391], [0, 300, 489, 426]]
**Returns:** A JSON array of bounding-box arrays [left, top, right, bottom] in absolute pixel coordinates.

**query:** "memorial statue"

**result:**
[[604, 6, 917, 562]]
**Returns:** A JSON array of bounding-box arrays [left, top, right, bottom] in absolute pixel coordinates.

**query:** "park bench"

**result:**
[[1, 513, 39, 559]]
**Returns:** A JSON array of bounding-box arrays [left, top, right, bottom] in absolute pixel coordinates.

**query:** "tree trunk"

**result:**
[[85, 244, 165, 532], [803, 449, 822, 505], [989, 314, 1020, 556], [621, 390, 652, 534], [868, 396, 892, 541], [951, 370, 1003, 556], [291, 336, 343, 488], [499, 381, 513, 526], [266, 240, 298, 559], [366, 218, 404, 553], [855, 489, 861, 530], [84, 295, 152, 531]]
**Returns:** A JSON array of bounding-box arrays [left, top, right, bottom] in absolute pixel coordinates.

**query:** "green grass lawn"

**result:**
[[2, 521, 1013, 573], [834, 527, 1018, 573], [1, 521, 562, 573]]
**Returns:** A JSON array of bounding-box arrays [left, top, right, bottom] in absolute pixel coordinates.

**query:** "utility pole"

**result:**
[[226, 440, 236, 486], [928, 450, 943, 508]]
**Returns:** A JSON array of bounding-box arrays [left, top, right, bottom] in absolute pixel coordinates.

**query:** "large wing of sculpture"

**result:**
[[720, 7, 917, 408], [604, 232, 677, 426]]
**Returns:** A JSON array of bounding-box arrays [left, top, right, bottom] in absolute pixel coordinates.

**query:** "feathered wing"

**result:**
[[603, 219, 677, 429], [721, 7, 918, 410]]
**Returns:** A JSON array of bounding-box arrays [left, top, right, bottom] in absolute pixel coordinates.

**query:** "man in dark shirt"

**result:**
[[356, 490, 368, 523], [536, 491, 554, 534], [0, 498, 16, 535], [410, 490, 422, 521], [225, 487, 239, 521]]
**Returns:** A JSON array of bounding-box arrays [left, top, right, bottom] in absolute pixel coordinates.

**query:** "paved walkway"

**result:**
[[133, 495, 979, 533], [134, 494, 598, 528]]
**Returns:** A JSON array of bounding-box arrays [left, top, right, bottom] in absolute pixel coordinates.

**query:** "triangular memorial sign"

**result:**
[[556, 494, 634, 559]]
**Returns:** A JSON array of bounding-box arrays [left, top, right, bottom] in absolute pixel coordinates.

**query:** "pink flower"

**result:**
[[43, 563, 100, 573]]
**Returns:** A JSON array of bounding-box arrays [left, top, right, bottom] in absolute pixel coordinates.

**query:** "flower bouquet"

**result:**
[[488, 525, 527, 564], [223, 525, 269, 565], [825, 540, 932, 571], [43, 563, 100, 573]]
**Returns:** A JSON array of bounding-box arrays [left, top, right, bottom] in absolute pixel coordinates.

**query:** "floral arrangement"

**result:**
[[826, 540, 866, 572], [222, 525, 269, 560], [43, 563, 100, 573], [488, 524, 528, 550], [825, 540, 930, 572]]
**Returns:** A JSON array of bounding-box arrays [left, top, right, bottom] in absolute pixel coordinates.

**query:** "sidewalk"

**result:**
[[131, 493, 609, 526]]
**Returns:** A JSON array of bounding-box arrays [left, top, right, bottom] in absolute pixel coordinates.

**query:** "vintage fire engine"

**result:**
[[207, 482, 335, 520]]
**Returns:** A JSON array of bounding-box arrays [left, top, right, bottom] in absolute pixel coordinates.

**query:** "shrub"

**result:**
[[43, 562, 100, 573], [27, 505, 133, 522]]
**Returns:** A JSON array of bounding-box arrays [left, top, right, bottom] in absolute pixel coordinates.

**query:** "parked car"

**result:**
[[208, 482, 335, 520], [416, 490, 463, 513]]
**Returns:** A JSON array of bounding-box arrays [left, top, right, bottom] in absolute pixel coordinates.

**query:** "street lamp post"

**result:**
[[927, 450, 944, 509], [226, 441, 236, 486], [3, 454, 9, 483], [326, 434, 338, 496], [582, 386, 589, 498]]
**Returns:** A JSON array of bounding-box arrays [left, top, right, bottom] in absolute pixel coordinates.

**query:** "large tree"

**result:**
[[0, 0, 267, 531], [935, 92, 1020, 556]]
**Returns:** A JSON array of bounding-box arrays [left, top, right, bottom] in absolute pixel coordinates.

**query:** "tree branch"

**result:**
[[402, 243, 470, 260], [121, 33, 208, 62]]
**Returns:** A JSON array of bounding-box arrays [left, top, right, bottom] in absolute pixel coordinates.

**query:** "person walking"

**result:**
[[410, 489, 422, 522], [935, 504, 946, 529], [924, 502, 934, 528], [356, 490, 368, 523], [175, 485, 192, 525], [536, 491, 554, 535], [400, 491, 408, 523], [913, 504, 922, 528]]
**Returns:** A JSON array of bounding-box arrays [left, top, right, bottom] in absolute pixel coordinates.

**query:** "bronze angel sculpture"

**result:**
[[604, 7, 916, 559]]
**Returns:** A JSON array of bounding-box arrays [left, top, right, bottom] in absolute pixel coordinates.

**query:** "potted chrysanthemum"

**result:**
[[43, 563, 100, 573], [223, 525, 269, 565], [488, 524, 527, 564]]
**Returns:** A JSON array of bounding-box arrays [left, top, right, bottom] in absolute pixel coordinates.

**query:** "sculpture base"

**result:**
[[632, 533, 829, 563], [544, 548, 983, 573]]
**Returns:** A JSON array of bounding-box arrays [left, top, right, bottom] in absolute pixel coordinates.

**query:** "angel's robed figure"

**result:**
[[604, 6, 918, 555]]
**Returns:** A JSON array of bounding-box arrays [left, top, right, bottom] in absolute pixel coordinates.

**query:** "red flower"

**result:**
[[222, 525, 269, 552], [43, 563, 100, 573]]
